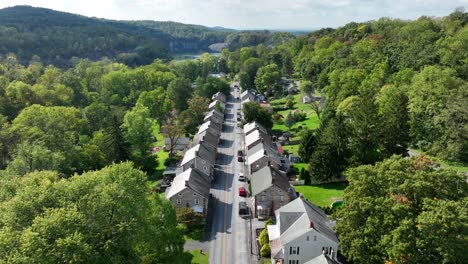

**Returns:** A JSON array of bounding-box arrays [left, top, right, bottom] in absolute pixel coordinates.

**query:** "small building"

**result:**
[[197, 120, 222, 138], [164, 137, 190, 151], [165, 168, 210, 216], [211, 92, 227, 104], [204, 109, 224, 125], [243, 121, 268, 136], [241, 90, 255, 102], [181, 142, 217, 179], [208, 99, 226, 112], [247, 143, 285, 175], [268, 198, 339, 264], [303, 95, 312, 103], [251, 165, 297, 219], [245, 129, 272, 151], [192, 129, 220, 150]]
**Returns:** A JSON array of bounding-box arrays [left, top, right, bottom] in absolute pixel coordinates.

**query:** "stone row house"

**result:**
[[165, 92, 226, 216], [242, 120, 340, 264]]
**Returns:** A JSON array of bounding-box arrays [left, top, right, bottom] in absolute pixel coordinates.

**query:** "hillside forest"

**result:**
[[0, 6, 466, 264]]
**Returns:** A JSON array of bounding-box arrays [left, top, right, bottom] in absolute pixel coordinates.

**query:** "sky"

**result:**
[[0, 0, 467, 30]]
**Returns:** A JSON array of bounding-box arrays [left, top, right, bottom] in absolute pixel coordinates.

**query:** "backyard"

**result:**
[[294, 183, 347, 207]]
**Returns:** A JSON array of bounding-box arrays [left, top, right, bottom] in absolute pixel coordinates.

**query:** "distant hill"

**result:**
[[0, 6, 296, 67], [0, 6, 232, 66]]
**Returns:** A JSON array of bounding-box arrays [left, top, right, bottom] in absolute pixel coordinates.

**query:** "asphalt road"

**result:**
[[208, 84, 252, 264]]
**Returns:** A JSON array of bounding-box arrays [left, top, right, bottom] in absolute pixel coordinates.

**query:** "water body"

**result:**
[[173, 52, 221, 61]]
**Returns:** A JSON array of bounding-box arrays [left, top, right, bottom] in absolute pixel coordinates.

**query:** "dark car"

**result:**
[[239, 201, 249, 217], [237, 150, 243, 156], [238, 156, 244, 162], [238, 187, 247, 197]]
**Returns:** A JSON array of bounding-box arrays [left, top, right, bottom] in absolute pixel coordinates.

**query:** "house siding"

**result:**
[[281, 230, 338, 263], [169, 190, 208, 216], [254, 185, 293, 219]]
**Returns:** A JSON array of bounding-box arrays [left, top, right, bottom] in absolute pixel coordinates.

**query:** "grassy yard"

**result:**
[[294, 183, 347, 208], [175, 250, 209, 264], [271, 93, 320, 133]]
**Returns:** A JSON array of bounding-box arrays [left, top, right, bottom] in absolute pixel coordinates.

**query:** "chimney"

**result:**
[[310, 221, 314, 229], [185, 180, 189, 186], [267, 160, 271, 167]]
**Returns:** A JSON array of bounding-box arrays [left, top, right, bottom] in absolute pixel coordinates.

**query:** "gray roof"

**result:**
[[165, 168, 211, 199], [164, 137, 190, 146], [247, 142, 283, 166], [304, 254, 339, 264], [212, 92, 227, 103], [251, 166, 295, 197], [243, 121, 268, 135], [198, 120, 222, 135], [193, 130, 219, 149], [245, 129, 271, 149], [181, 142, 217, 166], [274, 198, 338, 244]]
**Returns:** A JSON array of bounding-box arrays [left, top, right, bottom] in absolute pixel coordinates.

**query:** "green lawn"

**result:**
[[175, 250, 209, 264], [272, 93, 320, 131], [282, 144, 299, 156], [294, 183, 347, 207]]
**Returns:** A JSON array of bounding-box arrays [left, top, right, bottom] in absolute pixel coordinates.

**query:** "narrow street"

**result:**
[[208, 84, 252, 264]]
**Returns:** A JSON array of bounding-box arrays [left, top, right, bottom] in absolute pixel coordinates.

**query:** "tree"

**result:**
[[122, 105, 156, 173], [167, 77, 193, 111], [298, 129, 316, 163], [136, 88, 171, 124], [240, 58, 263, 90], [376, 84, 409, 157], [255, 63, 281, 96], [309, 117, 350, 182], [408, 66, 467, 161], [0, 162, 185, 263], [176, 208, 204, 228], [163, 114, 185, 158], [284, 112, 295, 129], [195, 76, 230, 98], [178, 95, 209, 134], [242, 102, 273, 129], [300, 80, 314, 96], [336, 156, 468, 264]]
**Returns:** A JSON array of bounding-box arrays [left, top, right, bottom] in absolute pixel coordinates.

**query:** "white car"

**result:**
[[238, 173, 246, 182]]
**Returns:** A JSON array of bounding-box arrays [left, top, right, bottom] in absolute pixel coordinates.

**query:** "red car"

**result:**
[[238, 156, 244, 162], [238, 187, 247, 197]]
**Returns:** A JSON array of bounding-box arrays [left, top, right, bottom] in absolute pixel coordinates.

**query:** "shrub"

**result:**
[[292, 111, 307, 122], [176, 208, 204, 228], [265, 218, 273, 227], [260, 244, 271, 257], [259, 228, 269, 246]]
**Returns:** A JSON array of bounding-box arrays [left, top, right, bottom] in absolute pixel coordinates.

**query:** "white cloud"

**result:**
[[0, 0, 465, 29]]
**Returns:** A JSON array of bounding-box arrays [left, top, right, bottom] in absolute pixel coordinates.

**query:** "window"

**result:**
[[261, 195, 266, 202], [193, 192, 197, 196], [297, 247, 300, 255], [176, 199, 181, 205], [194, 198, 199, 205], [178, 193, 182, 196], [306, 236, 309, 241], [290, 246, 297, 255], [314, 236, 317, 241], [288, 260, 299, 264], [280, 195, 284, 202]]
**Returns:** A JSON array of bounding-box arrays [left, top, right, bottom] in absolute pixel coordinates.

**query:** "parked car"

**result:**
[[238, 173, 245, 182], [238, 156, 244, 162], [238, 187, 247, 197], [237, 150, 243, 156], [237, 122, 242, 127], [239, 201, 249, 217]]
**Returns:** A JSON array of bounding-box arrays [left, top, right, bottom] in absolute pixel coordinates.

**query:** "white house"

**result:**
[[268, 198, 339, 264]]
